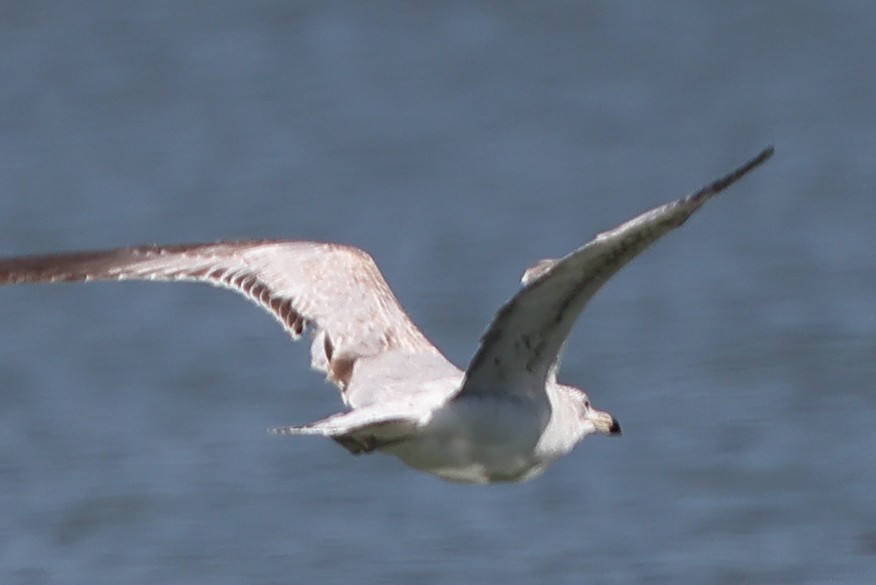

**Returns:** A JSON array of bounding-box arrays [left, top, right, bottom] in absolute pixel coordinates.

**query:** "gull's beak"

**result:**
[[591, 409, 622, 436]]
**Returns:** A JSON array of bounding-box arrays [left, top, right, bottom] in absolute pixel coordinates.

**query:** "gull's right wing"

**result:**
[[459, 147, 774, 400]]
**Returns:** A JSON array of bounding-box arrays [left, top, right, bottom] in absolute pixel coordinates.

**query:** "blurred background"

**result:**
[[0, 2, 873, 584]]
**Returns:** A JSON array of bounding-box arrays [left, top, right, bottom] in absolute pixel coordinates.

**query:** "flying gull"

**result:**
[[0, 147, 772, 483]]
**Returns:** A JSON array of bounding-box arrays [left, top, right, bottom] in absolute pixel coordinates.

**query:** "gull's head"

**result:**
[[575, 390, 622, 438], [540, 384, 621, 458], [552, 384, 622, 440]]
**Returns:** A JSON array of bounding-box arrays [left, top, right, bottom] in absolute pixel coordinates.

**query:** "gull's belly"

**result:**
[[383, 396, 551, 484]]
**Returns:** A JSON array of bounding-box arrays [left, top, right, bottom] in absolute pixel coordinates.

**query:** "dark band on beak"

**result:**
[[608, 418, 622, 436]]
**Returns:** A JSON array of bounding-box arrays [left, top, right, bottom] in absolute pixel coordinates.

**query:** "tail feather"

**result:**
[[268, 408, 422, 454], [268, 424, 320, 436]]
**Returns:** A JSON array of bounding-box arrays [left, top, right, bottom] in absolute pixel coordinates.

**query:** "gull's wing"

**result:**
[[459, 147, 774, 399], [0, 240, 442, 390]]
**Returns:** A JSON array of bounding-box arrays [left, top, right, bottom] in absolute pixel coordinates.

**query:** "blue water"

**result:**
[[1, 2, 874, 584]]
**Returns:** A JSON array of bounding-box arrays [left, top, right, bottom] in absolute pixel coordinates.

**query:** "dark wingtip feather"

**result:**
[[690, 146, 774, 204]]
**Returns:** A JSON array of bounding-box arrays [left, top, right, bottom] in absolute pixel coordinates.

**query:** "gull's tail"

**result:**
[[268, 407, 420, 454]]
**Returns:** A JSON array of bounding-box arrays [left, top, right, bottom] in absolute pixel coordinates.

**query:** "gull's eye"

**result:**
[[583, 399, 591, 410]]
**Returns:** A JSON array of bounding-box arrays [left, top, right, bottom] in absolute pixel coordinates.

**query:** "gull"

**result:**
[[0, 147, 772, 484]]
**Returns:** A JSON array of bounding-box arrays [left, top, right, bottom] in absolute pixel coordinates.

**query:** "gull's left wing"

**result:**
[[459, 147, 773, 400], [0, 240, 445, 393]]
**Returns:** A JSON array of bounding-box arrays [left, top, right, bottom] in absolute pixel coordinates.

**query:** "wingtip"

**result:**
[[753, 145, 775, 166], [690, 145, 774, 203], [718, 145, 774, 188]]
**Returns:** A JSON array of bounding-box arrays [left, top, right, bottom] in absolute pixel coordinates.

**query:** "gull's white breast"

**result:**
[[383, 393, 552, 484]]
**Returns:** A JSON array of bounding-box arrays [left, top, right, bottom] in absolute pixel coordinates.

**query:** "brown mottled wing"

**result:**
[[0, 240, 441, 389], [458, 147, 773, 399]]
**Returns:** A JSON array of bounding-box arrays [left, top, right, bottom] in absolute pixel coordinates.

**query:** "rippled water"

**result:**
[[1, 2, 874, 584]]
